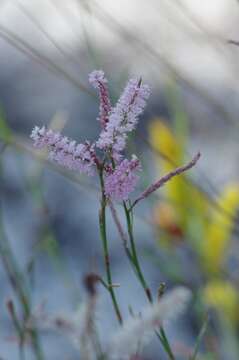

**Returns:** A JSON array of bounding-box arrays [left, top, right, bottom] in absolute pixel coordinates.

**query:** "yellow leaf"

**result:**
[[149, 119, 182, 171], [203, 281, 238, 323], [149, 119, 207, 236], [202, 184, 239, 274]]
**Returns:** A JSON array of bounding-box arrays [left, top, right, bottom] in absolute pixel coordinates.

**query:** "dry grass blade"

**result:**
[[131, 152, 200, 209], [0, 24, 94, 97], [190, 314, 209, 360], [89, 0, 238, 127]]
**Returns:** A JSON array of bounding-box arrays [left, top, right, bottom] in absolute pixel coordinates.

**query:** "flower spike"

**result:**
[[96, 77, 150, 158], [30, 126, 96, 175], [89, 70, 111, 129], [104, 155, 141, 201]]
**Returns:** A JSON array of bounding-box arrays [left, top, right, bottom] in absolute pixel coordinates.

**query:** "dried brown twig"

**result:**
[[131, 152, 201, 210]]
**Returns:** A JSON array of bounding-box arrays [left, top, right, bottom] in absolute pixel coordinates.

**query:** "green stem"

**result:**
[[6, 300, 25, 360], [99, 171, 123, 325], [0, 142, 43, 360], [123, 201, 152, 302], [123, 201, 175, 360], [158, 328, 175, 360], [0, 215, 44, 360]]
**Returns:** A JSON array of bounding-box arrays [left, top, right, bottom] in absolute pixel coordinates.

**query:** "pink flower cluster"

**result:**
[[104, 155, 141, 201], [31, 70, 150, 201], [30, 126, 96, 175], [88, 70, 111, 129], [96, 78, 150, 159]]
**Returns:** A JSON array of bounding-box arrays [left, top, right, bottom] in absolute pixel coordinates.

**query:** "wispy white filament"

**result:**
[[107, 287, 191, 360]]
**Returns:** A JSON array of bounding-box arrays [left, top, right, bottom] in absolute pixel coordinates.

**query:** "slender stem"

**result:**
[[0, 147, 44, 360], [98, 170, 123, 325], [6, 300, 26, 360], [123, 201, 152, 302], [190, 314, 209, 360], [157, 328, 175, 360], [108, 200, 134, 263], [0, 224, 44, 360], [123, 201, 175, 360]]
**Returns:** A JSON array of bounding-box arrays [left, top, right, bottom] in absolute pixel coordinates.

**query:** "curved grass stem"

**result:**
[[123, 201, 152, 302], [123, 201, 175, 360]]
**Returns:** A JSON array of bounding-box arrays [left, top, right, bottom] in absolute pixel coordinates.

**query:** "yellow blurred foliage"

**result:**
[[149, 119, 183, 172], [149, 119, 186, 224], [149, 119, 239, 280], [203, 281, 238, 323], [149, 117, 239, 338], [202, 184, 239, 274], [153, 202, 183, 240], [149, 118, 207, 238]]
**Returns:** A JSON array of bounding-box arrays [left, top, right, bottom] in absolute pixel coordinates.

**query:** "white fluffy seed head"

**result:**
[[108, 287, 191, 360]]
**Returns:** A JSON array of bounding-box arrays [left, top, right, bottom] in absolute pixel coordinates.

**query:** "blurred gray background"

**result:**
[[0, 1, 239, 359]]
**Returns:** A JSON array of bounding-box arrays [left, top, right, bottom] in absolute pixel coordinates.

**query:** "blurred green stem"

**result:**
[[6, 300, 26, 360], [123, 201, 152, 301], [0, 216, 44, 360], [189, 314, 209, 360], [0, 149, 44, 359]]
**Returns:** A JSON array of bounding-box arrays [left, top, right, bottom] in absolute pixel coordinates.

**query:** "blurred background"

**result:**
[[0, 0, 239, 359]]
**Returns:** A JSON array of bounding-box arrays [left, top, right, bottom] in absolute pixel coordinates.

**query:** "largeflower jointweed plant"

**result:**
[[31, 70, 200, 359]]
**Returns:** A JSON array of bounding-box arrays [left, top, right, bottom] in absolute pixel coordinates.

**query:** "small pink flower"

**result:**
[[89, 70, 111, 129], [104, 155, 141, 201], [30, 126, 96, 175], [96, 78, 150, 157]]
